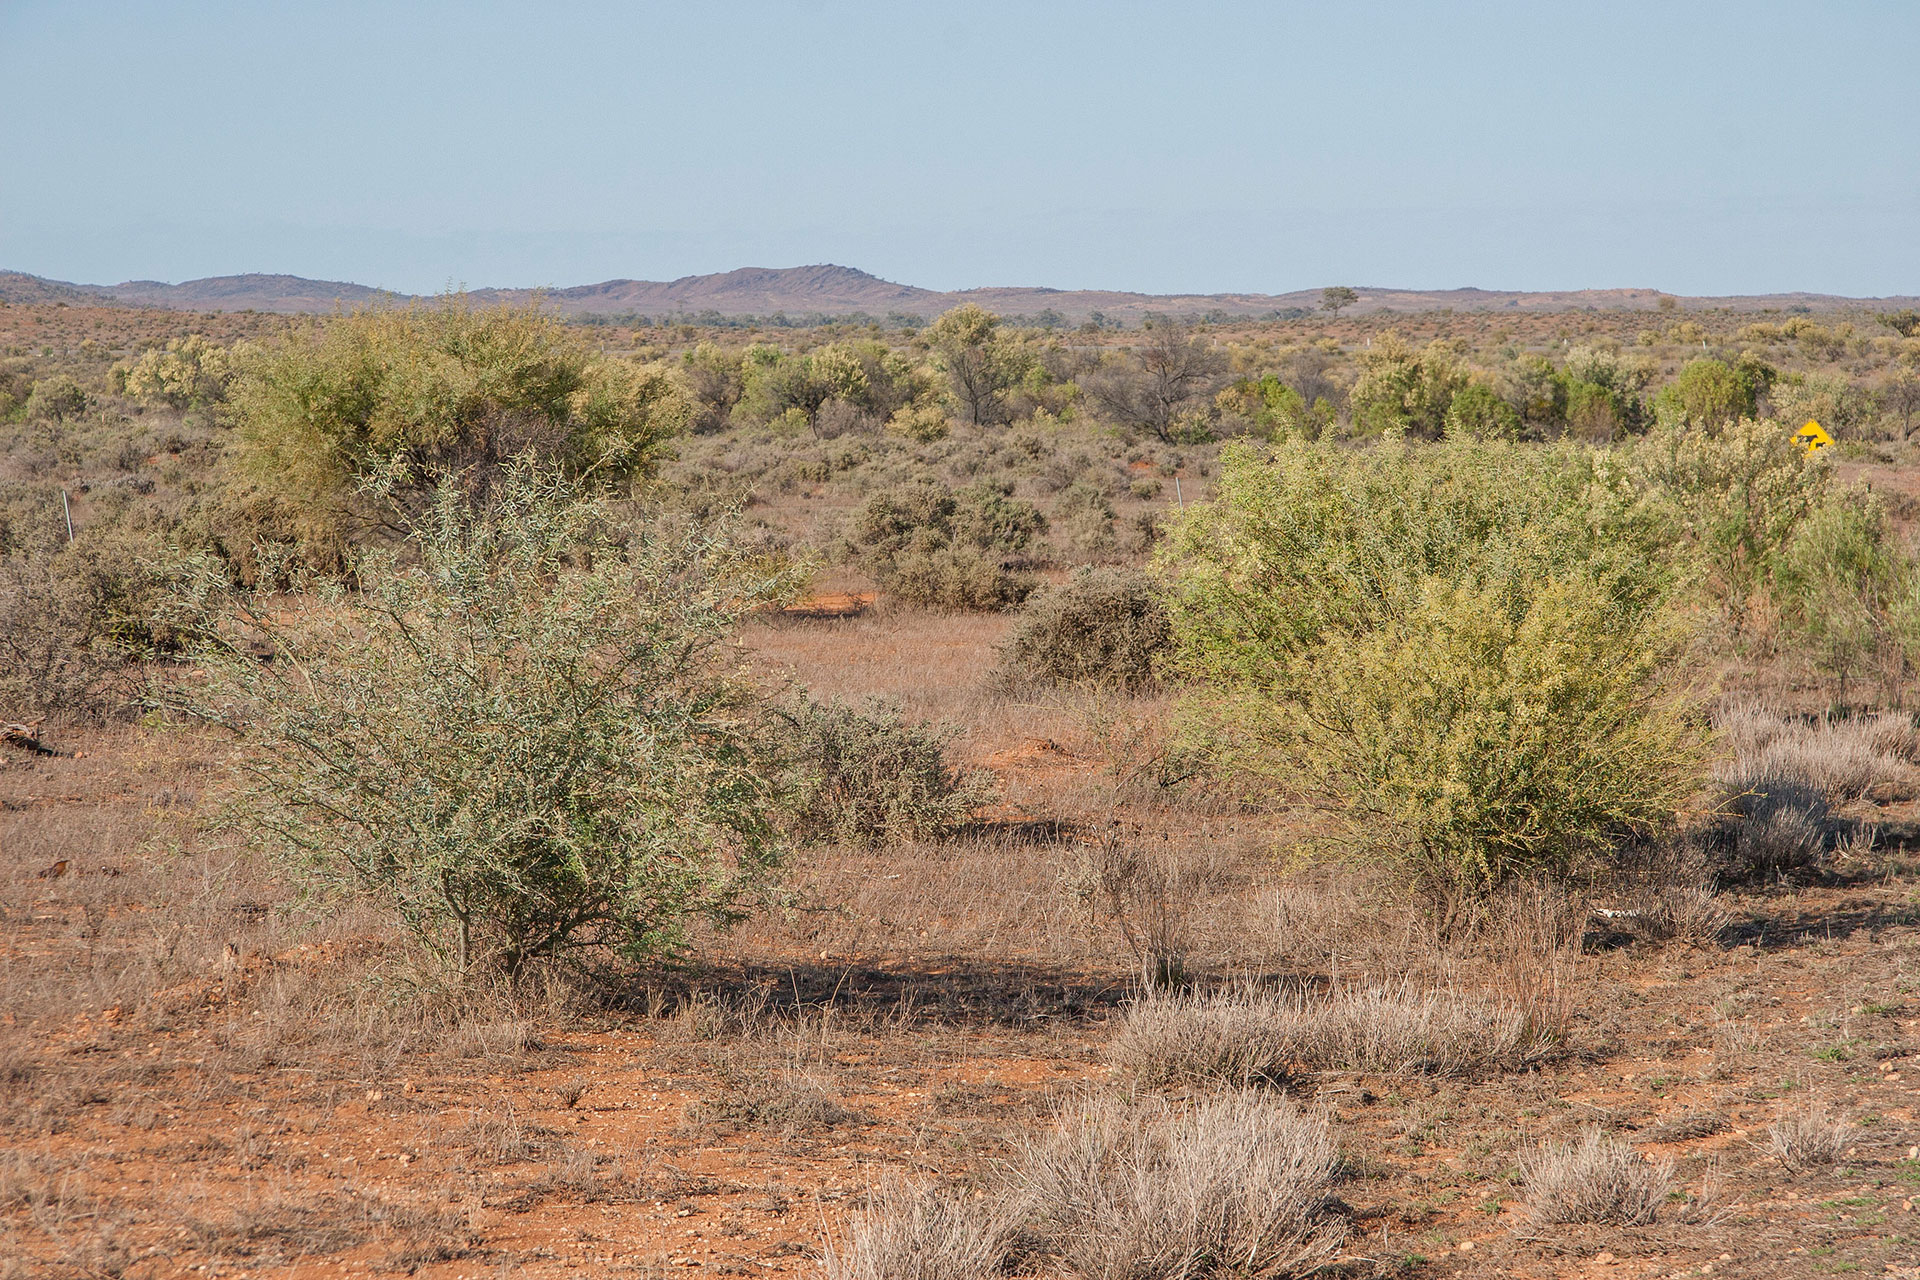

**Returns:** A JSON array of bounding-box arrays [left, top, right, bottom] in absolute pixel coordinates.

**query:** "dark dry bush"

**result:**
[[997, 566, 1171, 690], [687, 1068, 858, 1135], [778, 696, 998, 847], [844, 479, 1041, 610], [1706, 773, 1832, 884], [0, 531, 172, 720], [881, 545, 1032, 611]]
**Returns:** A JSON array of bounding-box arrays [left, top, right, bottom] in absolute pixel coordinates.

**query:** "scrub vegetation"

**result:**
[[5, 295, 1920, 1277]]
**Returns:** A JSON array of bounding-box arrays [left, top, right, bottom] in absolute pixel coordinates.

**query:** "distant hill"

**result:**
[[4, 264, 1916, 320]]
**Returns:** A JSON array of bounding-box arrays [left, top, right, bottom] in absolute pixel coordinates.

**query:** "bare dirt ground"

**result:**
[[5, 609, 1920, 1279]]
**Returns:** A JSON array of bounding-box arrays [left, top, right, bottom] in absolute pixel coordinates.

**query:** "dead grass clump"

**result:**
[[824, 1178, 1020, 1280], [451, 1108, 563, 1164], [1108, 984, 1554, 1089], [1020, 1093, 1344, 1279], [688, 1068, 859, 1135], [1714, 703, 1917, 800], [1709, 775, 1832, 883], [1764, 1103, 1852, 1169], [1521, 1127, 1673, 1225]]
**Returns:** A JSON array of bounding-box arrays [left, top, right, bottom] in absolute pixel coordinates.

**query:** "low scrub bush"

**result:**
[[779, 696, 997, 847], [844, 480, 1041, 610], [997, 567, 1171, 690], [884, 545, 1032, 610], [1108, 984, 1555, 1088], [1522, 1128, 1672, 1225], [1020, 1093, 1344, 1280], [1707, 775, 1831, 884], [0, 530, 173, 721], [166, 465, 797, 979]]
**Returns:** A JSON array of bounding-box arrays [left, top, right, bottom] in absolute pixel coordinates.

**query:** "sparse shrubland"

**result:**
[[9, 296, 1920, 1276]]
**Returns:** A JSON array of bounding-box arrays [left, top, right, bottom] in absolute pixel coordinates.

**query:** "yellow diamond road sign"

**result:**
[[1794, 420, 1833, 453]]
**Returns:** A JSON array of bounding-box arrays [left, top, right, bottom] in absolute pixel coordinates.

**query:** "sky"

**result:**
[[2, 1, 1917, 298]]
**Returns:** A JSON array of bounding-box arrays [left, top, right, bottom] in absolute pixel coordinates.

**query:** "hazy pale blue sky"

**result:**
[[2, 1, 1916, 296]]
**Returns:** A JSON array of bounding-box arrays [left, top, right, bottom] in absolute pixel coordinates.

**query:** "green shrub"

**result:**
[[24, 376, 91, 424], [1163, 438, 1704, 902], [1770, 486, 1917, 695], [779, 696, 997, 847], [845, 480, 1041, 610], [114, 335, 233, 409], [1348, 333, 1470, 438], [1293, 578, 1705, 896], [1654, 357, 1762, 428], [227, 299, 685, 550], [1442, 383, 1519, 440], [165, 465, 794, 978], [1629, 417, 1827, 633], [998, 567, 1171, 689]]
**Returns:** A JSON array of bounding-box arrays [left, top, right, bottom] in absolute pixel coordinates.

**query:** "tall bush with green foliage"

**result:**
[[168, 466, 796, 979], [1347, 334, 1471, 438], [923, 304, 1032, 427], [227, 300, 686, 550], [115, 334, 234, 409], [1653, 357, 1766, 428], [1161, 437, 1703, 902], [1628, 417, 1827, 634], [1770, 486, 1920, 696]]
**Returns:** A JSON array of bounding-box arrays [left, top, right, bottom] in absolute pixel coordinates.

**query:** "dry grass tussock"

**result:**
[[1702, 704, 1918, 882], [1714, 703, 1918, 801], [1764, 1102, 1853, 1169], [830, 1094, 1343, 1280], [1522, 1127, 1674, 1226], [1108, 982, 1557, 1089], [823, 1179, 1021, 1280], [1021, 1093, 1344, 1280]]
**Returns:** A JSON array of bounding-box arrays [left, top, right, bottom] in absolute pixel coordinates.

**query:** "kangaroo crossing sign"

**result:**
[[1794, 420, 1834, 453]]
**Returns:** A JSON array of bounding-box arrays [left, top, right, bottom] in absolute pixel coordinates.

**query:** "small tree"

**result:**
[[1082, 318, 1227, 443], [116, 334, 233, 408], [924, 304, 1029, 427], [168, 466, 797, 979], [1320, 286, 1359, 317]]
